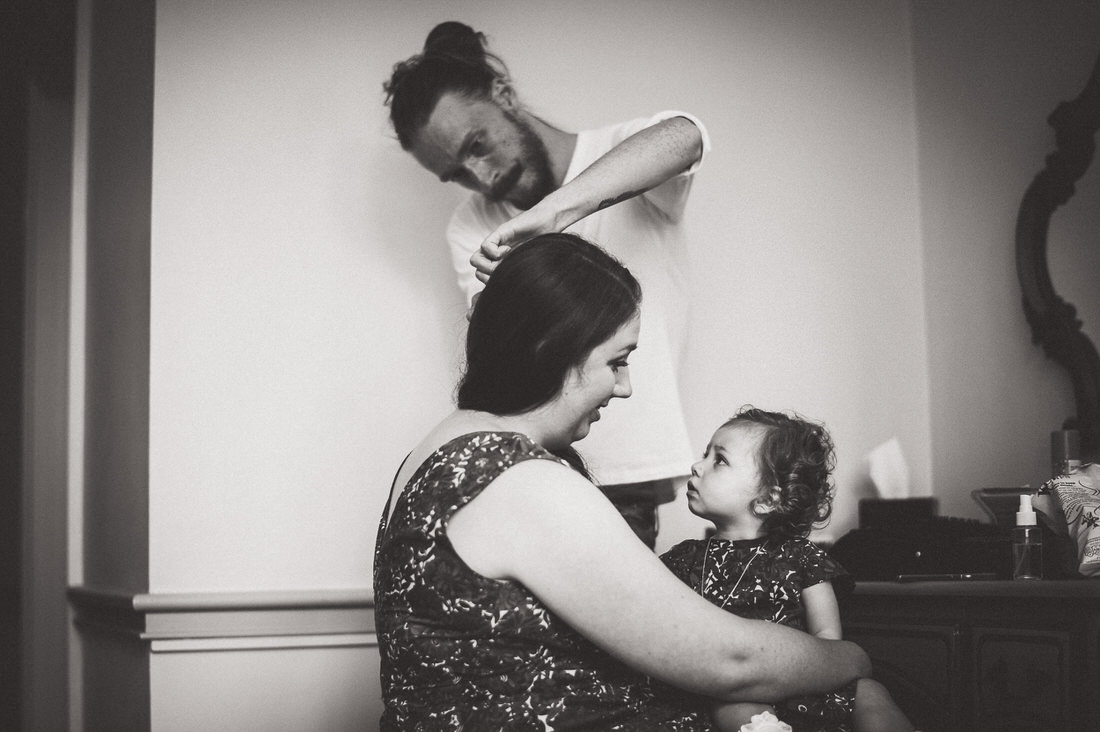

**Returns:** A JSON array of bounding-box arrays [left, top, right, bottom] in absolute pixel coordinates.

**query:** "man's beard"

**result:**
[[497, 110, 557, 210]]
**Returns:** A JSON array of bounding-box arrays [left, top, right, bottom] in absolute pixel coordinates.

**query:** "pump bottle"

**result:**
[[1013, 493, 1043, 580]]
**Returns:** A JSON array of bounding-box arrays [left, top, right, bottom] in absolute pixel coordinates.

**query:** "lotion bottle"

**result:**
[[1013, 493, 1043, 580]]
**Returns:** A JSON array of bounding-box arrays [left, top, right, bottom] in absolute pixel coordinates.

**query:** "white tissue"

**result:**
[[867, 437, 911, 499]]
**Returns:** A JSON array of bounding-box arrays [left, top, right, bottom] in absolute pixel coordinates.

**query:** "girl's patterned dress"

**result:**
[[374, 431, 711, 731], [661, 536, 858, 732]]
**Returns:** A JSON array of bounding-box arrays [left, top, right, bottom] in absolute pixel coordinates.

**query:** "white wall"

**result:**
[[911, 0, 1100, 519], [150, 645, 381, 731], [148, 0, 929, 597], [150, 0, 466, 591], [667, 2, 929, 542]]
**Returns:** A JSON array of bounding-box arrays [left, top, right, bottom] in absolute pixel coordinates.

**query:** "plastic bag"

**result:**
[[1037, 463, 1100, 577]]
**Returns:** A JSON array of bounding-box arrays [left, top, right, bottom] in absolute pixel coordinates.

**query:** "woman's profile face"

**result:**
[[545, 311, 640, 449]]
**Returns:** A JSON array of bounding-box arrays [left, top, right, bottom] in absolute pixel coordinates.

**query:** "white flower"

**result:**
[[739, 710, 793, 732]]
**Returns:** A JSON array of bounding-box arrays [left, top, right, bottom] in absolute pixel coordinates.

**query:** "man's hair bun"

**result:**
[[423, 21, 486, 62]]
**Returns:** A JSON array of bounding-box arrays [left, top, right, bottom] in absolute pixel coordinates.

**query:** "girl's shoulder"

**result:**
[[774, 536, 853, 594], [658, 538, 706, 565]]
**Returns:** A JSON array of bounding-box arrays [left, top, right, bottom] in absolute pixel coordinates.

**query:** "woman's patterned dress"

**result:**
[[660, 536, 858, 732], [374, 431, 711, 730]]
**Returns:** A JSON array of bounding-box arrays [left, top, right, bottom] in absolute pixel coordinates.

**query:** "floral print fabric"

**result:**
[[660, 537, 857, 732], [374, 431, 710, 731]]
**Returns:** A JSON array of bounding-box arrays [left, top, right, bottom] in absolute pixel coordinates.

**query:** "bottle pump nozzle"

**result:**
[[1013, 492, 1042, 579], [1016, 493, 1037, 527]]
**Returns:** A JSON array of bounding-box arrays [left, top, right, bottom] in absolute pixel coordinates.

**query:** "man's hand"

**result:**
[[470, 202, 572, 282], [470, 239, 512, 284]]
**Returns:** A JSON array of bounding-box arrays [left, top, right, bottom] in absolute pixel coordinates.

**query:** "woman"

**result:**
[[374, 233, 870, 730]]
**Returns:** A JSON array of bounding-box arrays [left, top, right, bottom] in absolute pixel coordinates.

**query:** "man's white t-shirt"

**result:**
[[446, 111, 710, 486]]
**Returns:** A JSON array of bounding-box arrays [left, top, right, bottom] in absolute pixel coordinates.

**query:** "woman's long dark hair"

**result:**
[[457, 233, 642, 477]]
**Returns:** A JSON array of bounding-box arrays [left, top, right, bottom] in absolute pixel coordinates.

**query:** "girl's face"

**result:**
[[543, 311, 640, 449], [686, 423, 768, 535]]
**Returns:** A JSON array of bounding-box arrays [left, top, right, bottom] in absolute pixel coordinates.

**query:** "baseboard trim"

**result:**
[[69, 585, 376, 652]]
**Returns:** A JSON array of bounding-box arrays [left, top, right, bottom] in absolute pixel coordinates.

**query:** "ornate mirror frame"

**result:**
[[1015, 52, 1100, 461]]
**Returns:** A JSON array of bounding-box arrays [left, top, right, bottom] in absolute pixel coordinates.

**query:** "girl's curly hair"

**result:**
[[724, 406, 836, 540]]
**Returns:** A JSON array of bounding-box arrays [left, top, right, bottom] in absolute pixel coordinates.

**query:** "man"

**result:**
[[384, 21, 709, 548]]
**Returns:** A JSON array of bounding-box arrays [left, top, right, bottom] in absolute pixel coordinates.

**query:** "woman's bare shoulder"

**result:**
[[488, 456, 595, 493], [468, 458, 618, 542]]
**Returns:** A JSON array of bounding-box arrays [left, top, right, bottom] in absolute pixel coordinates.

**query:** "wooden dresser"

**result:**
[[841, 580, 1100, 732]]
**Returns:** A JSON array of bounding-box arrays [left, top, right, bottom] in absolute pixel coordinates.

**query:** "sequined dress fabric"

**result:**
[[661, 537, 858, 732], [374, 431, 710, 730]]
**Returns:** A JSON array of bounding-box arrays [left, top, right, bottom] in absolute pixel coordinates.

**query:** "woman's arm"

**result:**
[[801, 581, 843, 640], [447, 460, 871, 702], [469, 116, 704, 282]]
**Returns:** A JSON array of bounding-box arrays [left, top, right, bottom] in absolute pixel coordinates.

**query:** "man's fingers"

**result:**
[[480, 241, 511, 261], [470, 245, 511, 280], [470, 252, 494, 277]]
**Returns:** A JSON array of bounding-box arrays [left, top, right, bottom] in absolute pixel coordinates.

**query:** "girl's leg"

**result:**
[[852, 678, 915, 732], [710, 702, 779, 732]]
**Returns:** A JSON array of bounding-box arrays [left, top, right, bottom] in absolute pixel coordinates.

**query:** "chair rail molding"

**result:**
[[68, 585, 376, 652]]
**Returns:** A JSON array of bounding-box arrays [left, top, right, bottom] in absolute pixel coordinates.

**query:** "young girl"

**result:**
[[660, 407, 914, 732]]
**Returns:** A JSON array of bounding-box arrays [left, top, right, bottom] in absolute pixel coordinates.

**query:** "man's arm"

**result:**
[[470, 115, 704, 282]]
